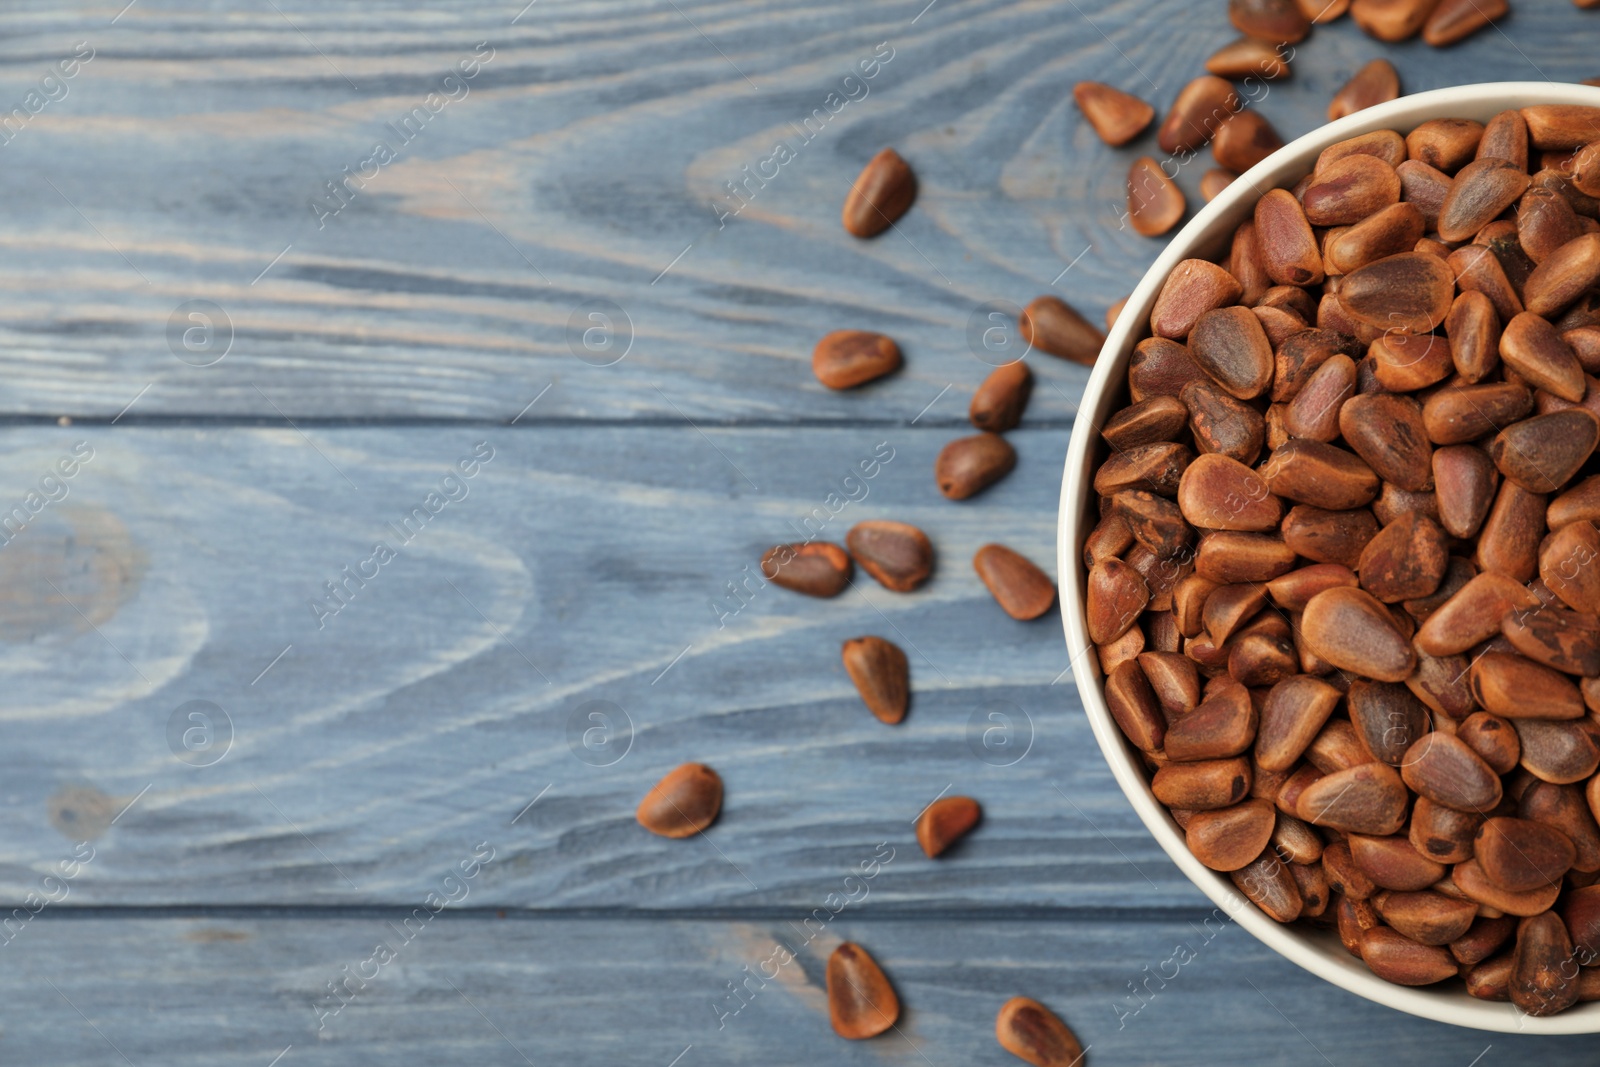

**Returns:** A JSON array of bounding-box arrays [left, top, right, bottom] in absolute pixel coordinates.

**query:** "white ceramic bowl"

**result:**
[[1059, 82, 1600, 1034]]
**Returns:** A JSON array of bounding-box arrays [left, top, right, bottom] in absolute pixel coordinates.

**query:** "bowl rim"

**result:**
[[1058, 81, 1600, 1035]]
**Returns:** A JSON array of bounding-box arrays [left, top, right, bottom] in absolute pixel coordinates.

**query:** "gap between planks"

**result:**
[[28, 904, 1209, 924], [0, 415, 1081, 430]]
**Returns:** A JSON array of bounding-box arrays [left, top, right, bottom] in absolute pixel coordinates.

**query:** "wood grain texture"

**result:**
[[5, 0, 1600, 1052], [0, 914, 1586, 1063], [0, 1, 1591, 420], [0, 424, 1194, 908]]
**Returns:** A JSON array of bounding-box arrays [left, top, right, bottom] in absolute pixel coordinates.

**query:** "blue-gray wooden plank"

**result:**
[[0, 1, 1590, 419], [0, 423, 1201, 909], [0, 914, 1583, 1063]]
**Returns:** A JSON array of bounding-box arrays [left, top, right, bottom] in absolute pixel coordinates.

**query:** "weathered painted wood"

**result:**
[[0, 913, 1583, 1062], [0, 423, 1213, 908], [4, 0, 1598, 1052], [0, 2, 1592, 419]]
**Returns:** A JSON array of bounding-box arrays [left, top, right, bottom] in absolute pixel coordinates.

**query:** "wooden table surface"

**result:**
[[4, 0, 1599, 1061]]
